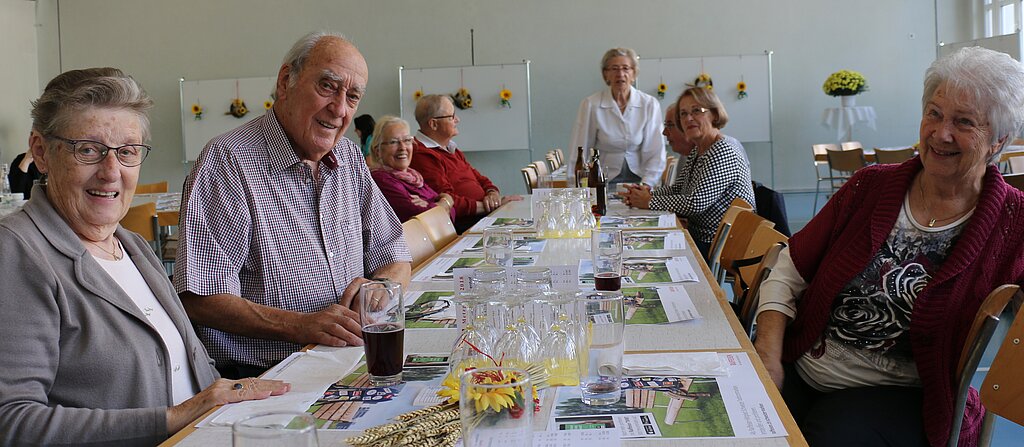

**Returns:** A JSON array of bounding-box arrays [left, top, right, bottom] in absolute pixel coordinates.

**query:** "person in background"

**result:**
[[354, 113, 375, 162], [370, 115, 454, 222], [410, 94, 521, 233], [621, 87, 754, 258], [569, 47, 665, 187], [0, 67, 288, 446], [175, 31, 411, 379], [8, 150, 42, 199], [755, 47, 1024, 447]]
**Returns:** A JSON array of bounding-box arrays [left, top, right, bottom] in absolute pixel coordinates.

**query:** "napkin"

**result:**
[[621, 352, 727, 377]]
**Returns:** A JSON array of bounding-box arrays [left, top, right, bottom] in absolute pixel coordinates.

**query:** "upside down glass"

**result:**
[[578, 291, 625, 406], [359, 281, 405, 386], [232, 411, 318, 447], [460, 367, 534, 446]]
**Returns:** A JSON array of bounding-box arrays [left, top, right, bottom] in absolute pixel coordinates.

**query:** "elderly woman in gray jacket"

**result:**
[[0, 68, 290, 446]]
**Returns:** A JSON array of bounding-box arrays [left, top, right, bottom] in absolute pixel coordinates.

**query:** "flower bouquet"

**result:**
[[822, 69, 868, 96], [458, 367, 534, 446], [452, 88, 473, 110]]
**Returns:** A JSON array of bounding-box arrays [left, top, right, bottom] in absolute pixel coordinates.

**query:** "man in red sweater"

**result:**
[[410, 94, 521, 232]]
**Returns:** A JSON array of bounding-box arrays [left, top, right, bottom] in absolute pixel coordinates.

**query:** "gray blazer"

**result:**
[[0, 187, 218, 446]]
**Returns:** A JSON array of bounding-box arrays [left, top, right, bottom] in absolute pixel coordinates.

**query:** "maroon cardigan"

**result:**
[[785, 157, 1024, 447]]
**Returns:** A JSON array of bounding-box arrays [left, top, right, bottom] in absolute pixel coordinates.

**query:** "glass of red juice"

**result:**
[[359, 281, 405, 386], [592, 228, 623, 291]]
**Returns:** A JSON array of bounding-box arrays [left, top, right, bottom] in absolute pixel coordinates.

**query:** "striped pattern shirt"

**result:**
[[174, 111, 410, 368], [650, 136, 755, 245]]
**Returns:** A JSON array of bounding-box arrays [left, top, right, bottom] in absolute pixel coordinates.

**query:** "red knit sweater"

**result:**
[[785, 157, 1024, 447], [409, 138, 497, 228]]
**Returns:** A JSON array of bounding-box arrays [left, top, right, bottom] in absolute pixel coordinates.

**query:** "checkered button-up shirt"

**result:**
[[174, 111, 410, 369], [650, 136, 755, 245]]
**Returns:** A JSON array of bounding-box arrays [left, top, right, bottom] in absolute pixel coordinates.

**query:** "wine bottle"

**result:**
[[574, 146, 587, 188]]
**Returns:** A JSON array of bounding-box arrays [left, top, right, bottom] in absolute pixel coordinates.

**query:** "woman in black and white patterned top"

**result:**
[[623, 87, 755, 258]]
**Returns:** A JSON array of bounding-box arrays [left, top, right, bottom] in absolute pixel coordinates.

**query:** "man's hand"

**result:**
[[339, 277, 374, 308], [296, 304, 364, 347], [483, 190, 502, 212]]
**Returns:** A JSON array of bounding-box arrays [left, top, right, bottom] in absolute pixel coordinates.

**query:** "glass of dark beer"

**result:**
[[591, 228, 623, 291], [359, 281, 405, 386]]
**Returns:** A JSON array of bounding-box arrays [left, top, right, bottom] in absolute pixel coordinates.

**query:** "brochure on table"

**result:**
[[447, 235, 548, 254], [579, 256, 699, 285], [466, 216, 536, 233], [622, 231, 688, 251], [598, 214, 676, 229], [411, 255, 539, 281]]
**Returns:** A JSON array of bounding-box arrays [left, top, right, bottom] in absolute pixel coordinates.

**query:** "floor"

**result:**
[[771, 191, 1023, 445]]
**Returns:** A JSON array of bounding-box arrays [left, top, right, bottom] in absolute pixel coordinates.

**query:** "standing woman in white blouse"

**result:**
[[0, 68, 289, 446], [570, 47, 666, 186]]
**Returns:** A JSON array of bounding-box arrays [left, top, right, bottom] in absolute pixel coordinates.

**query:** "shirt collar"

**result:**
[[415, 131, 458, 154], [599, 86, 642, 109], [263, 110, 341, 172]]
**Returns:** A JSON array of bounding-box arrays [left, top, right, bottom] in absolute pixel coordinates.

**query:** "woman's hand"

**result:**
[[166, 378, 290, 433], [409, 194, 429, 208], [17, 151, 33, 173], [622, 185, 652, 209], [753, 311, 790, 390]]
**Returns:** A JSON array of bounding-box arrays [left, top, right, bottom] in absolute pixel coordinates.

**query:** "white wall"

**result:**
[[0, 1, 39, 168], [32, 0, 941, 193]]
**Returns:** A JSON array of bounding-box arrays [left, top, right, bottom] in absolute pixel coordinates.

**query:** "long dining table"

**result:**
[[162, 196, 806, 446]]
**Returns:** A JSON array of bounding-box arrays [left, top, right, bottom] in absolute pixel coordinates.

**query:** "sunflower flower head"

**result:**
[[413, 90, 423, 101], [191, 104, 203, 120], [264, 100, 273, 110], [437, 372, 462, 403]]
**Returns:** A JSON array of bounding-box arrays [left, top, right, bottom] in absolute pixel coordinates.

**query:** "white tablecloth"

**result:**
[[821, 106, 876, 141]]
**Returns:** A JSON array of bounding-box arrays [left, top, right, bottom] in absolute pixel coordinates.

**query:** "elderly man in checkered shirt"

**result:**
[[174, 31, 412, 378]]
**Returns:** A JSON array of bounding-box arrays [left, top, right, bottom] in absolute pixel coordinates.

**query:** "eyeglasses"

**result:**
[[49, 136, 151, 167], [603, 65, 634, 72], [678, 107, 710, 120], [663, 120, 679, 129], [380, 136, 414, 147], [432, 114, 456, 121]]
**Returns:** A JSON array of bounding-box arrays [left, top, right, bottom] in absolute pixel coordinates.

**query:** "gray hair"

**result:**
[[923, 46, 1024, 161], [414, 94, 452, 128], [31, 67, 153, 140], [370, 115, 410, 162], [600, 47, 639, 77], [279, 30, 349, 92]]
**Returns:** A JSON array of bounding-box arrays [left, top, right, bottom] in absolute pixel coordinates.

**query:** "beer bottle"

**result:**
[[588, 148, 606, 216], [574, 146, 587, 187]]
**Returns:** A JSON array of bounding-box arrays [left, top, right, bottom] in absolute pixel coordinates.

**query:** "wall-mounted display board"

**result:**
[[179, 76, 277, 161], [399, 62, 531, 152]]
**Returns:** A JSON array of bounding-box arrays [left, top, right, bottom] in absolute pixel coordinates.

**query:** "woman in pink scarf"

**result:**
[[370, 115, 454, 222]]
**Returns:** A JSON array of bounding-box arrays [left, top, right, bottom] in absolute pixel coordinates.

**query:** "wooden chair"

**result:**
[[874, 147, 915, 164], [705, 198, 755, 279], [840, 141, 863, 151], [554, 148, 565, 166], [120, 202, 162, 257], [826, 147, 868, 194], [977, 287, 1024, 446], [812, 143, 841, 213], [414, 205, 457, 250], [1003, 173, 1024, 192], [402, 218, 436, 268], [135, 181, 168, 194], [714, 210, 775, 286], [950, 284, 1022, 447], [531, 161, 550, 177], [662, 156, 678, 188], [521, 166, 538, 194], [545, 154, 560, 172], [736, 242, 787, 339]]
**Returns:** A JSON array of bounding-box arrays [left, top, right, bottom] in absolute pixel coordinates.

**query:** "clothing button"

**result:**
[[174, 364, 181, 372], [328, 251, 335, 258]]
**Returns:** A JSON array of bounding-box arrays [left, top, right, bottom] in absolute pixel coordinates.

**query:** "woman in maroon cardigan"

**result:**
[[754, 47, 1024, 447], [370, 115, 454, 222]]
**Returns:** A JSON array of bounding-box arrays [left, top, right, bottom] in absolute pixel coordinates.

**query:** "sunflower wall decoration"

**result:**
[[451, 87, 472, 110], [191, 103, 203, 120], [656, 82, 667, 99], [737, 81, 748, 100], [227, 98, 248, 118], [413, 89, 423, 101], [499, 88, 512, 108], [695, 73, 713, 90], [263, 99, 273, 110]]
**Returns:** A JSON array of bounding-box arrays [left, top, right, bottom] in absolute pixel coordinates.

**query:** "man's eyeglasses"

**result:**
[[49, 136, 151, 167], [380, 136, 414, 147], [663, 121, 679, 129], [678, 107, 710, 120], [432, 114, 456, 121]]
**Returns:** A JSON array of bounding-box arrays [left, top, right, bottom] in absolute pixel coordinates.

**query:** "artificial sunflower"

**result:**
[[191, 104, 203, 120], [451, 88, 473, 110], [413, 90, 423, 101], [263, 100, 273, 110], [656, 83, 667, 99], [737, 81, 748, 100], [695, 73, 713, 90], [499, 88, 512, 108], [226, 98, 248, 118], [469, 375, 518, 413], [437, 373, 461, 403]]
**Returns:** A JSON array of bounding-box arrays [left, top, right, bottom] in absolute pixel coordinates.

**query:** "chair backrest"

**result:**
[[135, 181, 168, 194], [726, 224, 787, 306], [521, 166, 537, 193], [950, 284, 1022, 447], [716, 210, 775, 285], [706, 198, 755, 272], [811, 143, 840, 157], [121, 202, 159, 244], [979, 288, 1024, 441], [554, 148, 565, 165], [874, 147, 916, 164], [1003, 173, 1024, 192], [414, 205, 457, 250], [840, 141, 863, 151], [662, 156, 678, 187], [737, 242, 787, 338], [545, 154, 560, 171], [826, 147, 867, 174], [402, 218, 436, 268], [531, 161, 550, 177]]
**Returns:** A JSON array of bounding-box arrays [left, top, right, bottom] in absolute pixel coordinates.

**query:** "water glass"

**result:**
[[591, 228, 623, 291], [359, 281, 404, 386], [232, 412, 318, 447], [460, 368, 533, 446], [578, 291, 624, 406], [482, 227, 515, 267]]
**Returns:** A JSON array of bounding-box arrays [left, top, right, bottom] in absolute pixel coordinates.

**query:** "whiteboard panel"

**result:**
[[939, 32, 1021, 61], [179, 76, 276, 161], [637, 54, 772, 142], [399, 63, 530, 152]]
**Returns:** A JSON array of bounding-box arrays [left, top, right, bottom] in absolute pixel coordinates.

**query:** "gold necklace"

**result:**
[[917, 178, 973, 227], [86, 238, 123, 261]]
